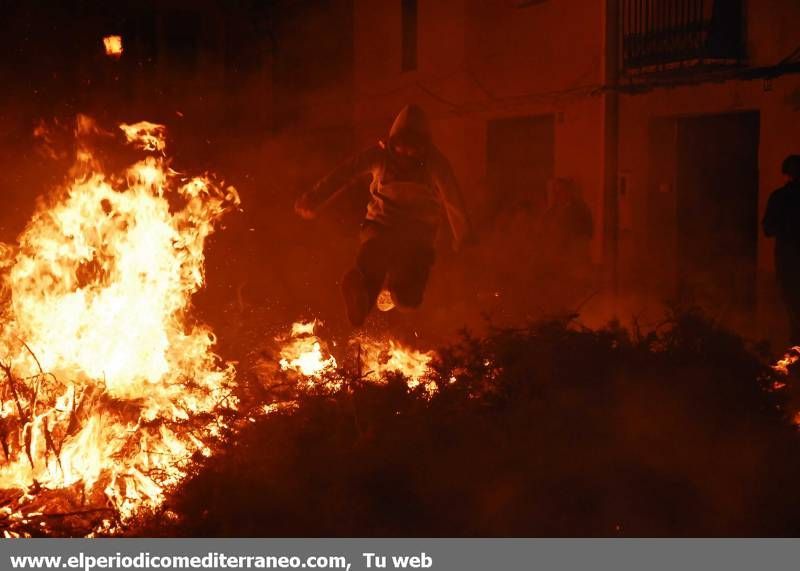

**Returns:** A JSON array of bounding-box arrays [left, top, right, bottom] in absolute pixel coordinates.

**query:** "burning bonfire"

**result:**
[[0, 115, 440, 537], [0, 117, 239, 535]]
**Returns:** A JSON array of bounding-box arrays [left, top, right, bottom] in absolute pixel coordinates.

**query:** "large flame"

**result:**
[[0, 117, 239, 532]]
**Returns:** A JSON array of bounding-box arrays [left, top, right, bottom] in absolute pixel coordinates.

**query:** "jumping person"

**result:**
[[764, 155, 800, 343], [294, 104, 472, 327]]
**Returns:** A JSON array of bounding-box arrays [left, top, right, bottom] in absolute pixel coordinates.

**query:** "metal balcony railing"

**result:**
[[622, 0, 744, 72]]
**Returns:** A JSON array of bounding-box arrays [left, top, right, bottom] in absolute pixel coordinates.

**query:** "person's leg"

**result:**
[[784, 290, 800, 346], [778, 269, 800, 346], [387, 239, 435, 310], [342, 228, 389, 326]]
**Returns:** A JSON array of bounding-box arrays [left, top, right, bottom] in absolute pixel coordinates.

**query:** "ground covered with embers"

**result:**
[[132, 310, 800, 537]]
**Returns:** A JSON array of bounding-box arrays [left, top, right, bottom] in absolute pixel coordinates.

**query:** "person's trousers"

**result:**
[[778, 265, 800, 345], [353, 222, 435, 310]]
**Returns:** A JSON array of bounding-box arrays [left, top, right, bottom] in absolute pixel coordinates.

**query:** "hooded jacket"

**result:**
[[298, 105, 472, 251]]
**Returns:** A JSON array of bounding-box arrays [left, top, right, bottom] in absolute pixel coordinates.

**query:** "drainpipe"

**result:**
[[603, 0, 621, 302]]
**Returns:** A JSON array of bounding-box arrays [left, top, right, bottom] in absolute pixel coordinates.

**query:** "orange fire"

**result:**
[[278, 321, 340, 392], [772, 346, 800, 376], [357, 338, 437, 396], [102, 35, 123, 58], [0, 116, 239, 532], [276, 321, 436, 396], [770, 346, 800, 427]]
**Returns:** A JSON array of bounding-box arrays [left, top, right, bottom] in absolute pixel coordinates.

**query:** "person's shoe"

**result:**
[[376, 288, 396, 312], [342, 269, 370, 327]]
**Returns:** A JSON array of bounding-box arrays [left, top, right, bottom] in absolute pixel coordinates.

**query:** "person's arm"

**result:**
[[762, 191, 782, 238], [295, 145, 382, 219], [431, 151, 474, 252]]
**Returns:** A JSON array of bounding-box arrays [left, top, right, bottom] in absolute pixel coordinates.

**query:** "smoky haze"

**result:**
[[0, 1, 790, 353]]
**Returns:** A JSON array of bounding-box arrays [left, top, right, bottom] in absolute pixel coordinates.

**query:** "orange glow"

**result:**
[[278, 321, 340, 391], [0, 116, 239, 531], [376, 289, 396, 312], [357, 338, 437, 396], [772, 346, 800, 375], [102, 35, 123, 58], [276, 322, 437, 396], [771, 346, 800, 427], [120, 121, 167, 153]]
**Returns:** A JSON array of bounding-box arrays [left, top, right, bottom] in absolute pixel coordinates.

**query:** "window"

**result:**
[[622, 0, 744, 71], [401, 0, 417, 72]]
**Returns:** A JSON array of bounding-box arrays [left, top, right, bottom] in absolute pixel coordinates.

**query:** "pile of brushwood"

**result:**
[[132, 309, 800, 536]]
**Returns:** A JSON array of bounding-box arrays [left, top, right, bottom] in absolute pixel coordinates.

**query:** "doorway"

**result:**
[[675, 111, 760, 322]]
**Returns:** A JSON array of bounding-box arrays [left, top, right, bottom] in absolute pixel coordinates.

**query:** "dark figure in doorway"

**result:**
[[539, 178, 593, 262], [537, 177, 594, 307], [294, 104, 472, 327], [763, 155, 800, 343]]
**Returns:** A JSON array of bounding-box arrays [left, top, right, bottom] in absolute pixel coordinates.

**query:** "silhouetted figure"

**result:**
[[538, 178, 594, 307], [763, 155, 800, 343], [540, 178, 592, 262], [295, 104, 472, 326]]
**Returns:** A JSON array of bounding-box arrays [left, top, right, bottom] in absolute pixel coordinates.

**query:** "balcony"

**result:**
[[622, 0, 745, 73]]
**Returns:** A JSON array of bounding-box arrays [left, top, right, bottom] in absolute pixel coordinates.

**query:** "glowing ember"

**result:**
[[770, 346, 800, 427], [102, 35, 123, 58], [0, 116, 239, 532], [773, 346, 800, 375]]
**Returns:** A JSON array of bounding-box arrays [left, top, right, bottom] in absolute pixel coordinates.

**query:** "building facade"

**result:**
[[318, 0, 796, 340], [615, 0, 800, 342], [260, 0, 800, 340]]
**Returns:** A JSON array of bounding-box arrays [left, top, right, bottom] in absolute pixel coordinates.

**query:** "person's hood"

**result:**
[[389, 104, 431, 146]]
